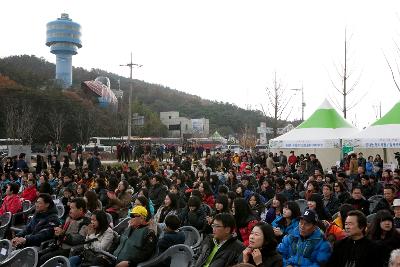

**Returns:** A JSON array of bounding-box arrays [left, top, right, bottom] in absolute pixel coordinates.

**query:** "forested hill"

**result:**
[[0, 55, 286, 136]]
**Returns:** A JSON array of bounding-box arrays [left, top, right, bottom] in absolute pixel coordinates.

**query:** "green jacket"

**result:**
[[113, 225, 156, 265]]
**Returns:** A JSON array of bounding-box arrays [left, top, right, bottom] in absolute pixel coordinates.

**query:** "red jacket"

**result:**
[[238, 219, 258, 247], [0, 194, 22, 215], [288, 155, 297, 166], [21, 186, 37, 202], [203, 194, 215, 208]]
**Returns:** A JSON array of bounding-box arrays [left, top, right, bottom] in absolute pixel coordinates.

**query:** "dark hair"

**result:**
[[77, 184, 88, 196], [91, 210, 110, 235], [38, 193, 55, 211], [322, 183, 333, 191], [274, 193, 288, 213], [215, 195, 230, 213], [187, 196, 201, 210], [165, 214, 181, 231], [235, 184, 246, 197], [367, 209, 399, 241], [218, 185, 229, 195], [248, 193, 263, 207], [8, 182, 19, 194], [191, 189, 202, 200], [335, 181, 347, 192], [153, 175, 163, 183], [139, 187, 149, 199], [284, 201, 301, 219], [165, 192, 178, 210], [70, 197, 87, 212], [347, 210, 367, 234], [118, 180, 129, 192], [85, 191, 99, 212], [95, 178, 106, 189], [384, 184, 396, 193], [214, 213, 236, 232], [309, 193, 331, 221], [253, 222, 278, 252], [233, 198, 255, 228], [307, 180, 320, 192], [351, 185, 363, 193], [338, 204, 355, 227], [200, 181, 214, 197]]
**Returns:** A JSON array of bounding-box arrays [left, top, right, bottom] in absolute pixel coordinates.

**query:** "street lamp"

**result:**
[[290, 86, 305, 121], [120, 53, 142, 144]]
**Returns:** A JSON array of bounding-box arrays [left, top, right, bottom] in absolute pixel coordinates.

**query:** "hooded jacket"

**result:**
[[17, 204, 60, 247], [277, 226, 331, 267]]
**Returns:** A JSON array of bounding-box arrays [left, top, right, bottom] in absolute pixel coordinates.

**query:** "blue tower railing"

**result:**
[[46, 13, 82, 88]]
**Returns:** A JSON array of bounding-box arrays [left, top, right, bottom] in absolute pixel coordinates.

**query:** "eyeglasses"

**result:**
[[130, 214, 141, 218], [211, 224, 224, 228]]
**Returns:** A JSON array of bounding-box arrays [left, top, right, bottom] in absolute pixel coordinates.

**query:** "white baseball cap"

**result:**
[[392, 199, 400, 208]]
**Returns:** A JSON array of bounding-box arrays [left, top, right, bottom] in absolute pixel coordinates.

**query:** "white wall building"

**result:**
[[160, 111, 209, 138]]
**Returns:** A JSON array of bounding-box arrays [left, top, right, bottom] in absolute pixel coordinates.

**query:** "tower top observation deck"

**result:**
[[46, 13, 82, 55]]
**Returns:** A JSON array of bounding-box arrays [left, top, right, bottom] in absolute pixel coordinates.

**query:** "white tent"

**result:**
[[345, 101, 400, 148], [270, 99, 359, 149]]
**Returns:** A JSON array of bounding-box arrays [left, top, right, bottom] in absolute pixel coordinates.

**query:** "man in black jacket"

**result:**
[[195, 213, 244, 267], [328, 210, 380, 267], [345, 186, 370, 216], [148, 175, 167, 211], [373, 184, 396, 214]]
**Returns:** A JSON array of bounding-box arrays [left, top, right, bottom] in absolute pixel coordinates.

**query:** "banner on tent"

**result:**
[[344, 138, 400, 148], [269, 139, 339, 149]]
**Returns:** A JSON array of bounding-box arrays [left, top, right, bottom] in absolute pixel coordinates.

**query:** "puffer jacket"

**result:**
[[277, 226, 331, 267], [17, 205, 60, 247], [272, 216, 299, 237], [237, 219, 258, 247], [0, 194, 22, 215]]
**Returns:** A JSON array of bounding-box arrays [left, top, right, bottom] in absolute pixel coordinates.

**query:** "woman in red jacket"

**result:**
[[21, 176, 38, 202], [0, 183, 22, 215], [199, 181, 215, 207], [233, 197, 259, 246]]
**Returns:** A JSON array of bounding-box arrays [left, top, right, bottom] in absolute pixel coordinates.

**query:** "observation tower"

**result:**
[[46, 13, 82, 88]]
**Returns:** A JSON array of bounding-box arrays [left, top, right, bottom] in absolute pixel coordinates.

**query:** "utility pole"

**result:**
[[343, 30, 348, 119], [120, 53, 142, 144], [290, 85, 305, 121]]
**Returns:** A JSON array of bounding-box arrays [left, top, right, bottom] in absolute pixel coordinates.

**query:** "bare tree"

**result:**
[[383, 36, 400, 93], [329, 29, 363, 119], [48, 107, 67, 143], [262, 72, 293, 137], [4, 100, 38, 144], [239, 124, 256, 149], [17, 102, 38, 144], [5, 102, 18, 139], [75, 107, 97, 144]]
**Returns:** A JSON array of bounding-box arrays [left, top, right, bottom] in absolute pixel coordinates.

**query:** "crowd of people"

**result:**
[[0, 147, 400, 266]]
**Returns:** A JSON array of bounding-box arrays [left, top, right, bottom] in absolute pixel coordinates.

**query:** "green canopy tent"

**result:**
[[270, 99, 358, 149]]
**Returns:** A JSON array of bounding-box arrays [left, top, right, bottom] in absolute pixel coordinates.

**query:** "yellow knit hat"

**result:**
[[130, 205, 148, 218]]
